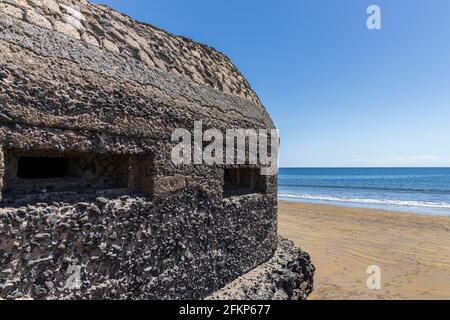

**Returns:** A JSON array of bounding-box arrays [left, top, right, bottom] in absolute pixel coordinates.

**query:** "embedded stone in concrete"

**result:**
[[27, 0, 43, 8], [24, 9, 52, 29], [81, 31, 99, 47], [138, 50, 155, 67], [62, 13, 85, 31], [102, 38, 120, 53], [9, 0, 32, 9], [59, 3, 87, 22], [53, 20, 80, 39], [41, 0, 61, 15], [0, 3, 24, 19]]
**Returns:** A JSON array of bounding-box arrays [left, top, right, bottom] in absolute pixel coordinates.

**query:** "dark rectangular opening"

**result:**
[[2, 150, 155, 198], [17, 157, 70, 179], [224, 168, 266, 198]]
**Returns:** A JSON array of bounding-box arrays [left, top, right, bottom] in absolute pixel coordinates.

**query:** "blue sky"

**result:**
[[94, 0, 450, 167]]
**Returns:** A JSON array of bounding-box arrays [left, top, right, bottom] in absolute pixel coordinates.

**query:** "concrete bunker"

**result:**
[[0, 0, 314, 300]]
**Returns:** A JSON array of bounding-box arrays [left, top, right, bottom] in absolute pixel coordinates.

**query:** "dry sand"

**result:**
[[278, 201, 450, 300]]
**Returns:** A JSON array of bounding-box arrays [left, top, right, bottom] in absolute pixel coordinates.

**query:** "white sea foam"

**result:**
[[278, 193, 450, 209]]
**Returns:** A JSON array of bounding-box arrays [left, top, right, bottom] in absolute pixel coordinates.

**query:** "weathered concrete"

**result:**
[[0, 194, 280, 300], [208, 238, 315, 300], [0, 0, 261, 105], [0, 0, 314, 300]]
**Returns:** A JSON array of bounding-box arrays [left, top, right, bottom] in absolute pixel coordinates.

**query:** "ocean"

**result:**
[[278, 168, 450, 215]]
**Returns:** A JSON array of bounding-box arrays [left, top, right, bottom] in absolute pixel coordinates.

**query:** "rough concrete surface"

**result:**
[[0, 0, 314, 300]]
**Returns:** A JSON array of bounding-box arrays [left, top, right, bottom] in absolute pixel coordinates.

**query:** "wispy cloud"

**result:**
[[347, 155, 450, 167]]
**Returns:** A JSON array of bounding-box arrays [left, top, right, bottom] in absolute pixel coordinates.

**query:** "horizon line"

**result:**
[[279, 166, 450, 169]]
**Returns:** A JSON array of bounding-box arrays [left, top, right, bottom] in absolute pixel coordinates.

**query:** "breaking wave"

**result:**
[[278, 193, 450, 209]]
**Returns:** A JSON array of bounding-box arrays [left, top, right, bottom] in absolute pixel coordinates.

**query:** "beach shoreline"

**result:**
[[278, 200, 450, 300], [278, 196, 450, 217]]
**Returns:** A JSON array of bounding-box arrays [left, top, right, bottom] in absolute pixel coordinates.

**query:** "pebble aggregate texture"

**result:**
[[0, 0, 314, 300]]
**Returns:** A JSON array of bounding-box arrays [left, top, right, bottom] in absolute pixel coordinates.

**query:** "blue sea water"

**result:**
[[278, 168, 450, 216]]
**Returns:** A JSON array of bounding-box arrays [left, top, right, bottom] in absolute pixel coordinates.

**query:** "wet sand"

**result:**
[[278, 201, 450, 300]]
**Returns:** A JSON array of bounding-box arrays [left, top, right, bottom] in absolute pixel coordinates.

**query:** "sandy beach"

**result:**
[[279, 201, 450, 300]]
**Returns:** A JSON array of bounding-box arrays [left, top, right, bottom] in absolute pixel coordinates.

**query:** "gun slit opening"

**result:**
[[224, 168, 266, 198], [1, 150, 155, 198]]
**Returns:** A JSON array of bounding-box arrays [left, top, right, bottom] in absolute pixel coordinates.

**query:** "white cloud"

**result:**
[[347, 155, 450, 167]]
